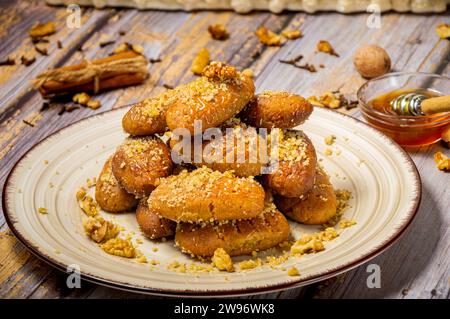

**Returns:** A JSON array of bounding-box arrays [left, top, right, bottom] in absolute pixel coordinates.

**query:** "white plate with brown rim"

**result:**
[[2, 106, 421, 297]]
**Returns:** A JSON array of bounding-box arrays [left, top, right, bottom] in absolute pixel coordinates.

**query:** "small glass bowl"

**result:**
[[358, 72, 450, 146]]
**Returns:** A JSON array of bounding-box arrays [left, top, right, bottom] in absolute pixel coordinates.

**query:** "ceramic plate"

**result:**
[[2, 107, 421, 297]]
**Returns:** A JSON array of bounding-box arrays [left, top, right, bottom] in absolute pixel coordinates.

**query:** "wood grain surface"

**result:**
[[0, 0, 449, 299]]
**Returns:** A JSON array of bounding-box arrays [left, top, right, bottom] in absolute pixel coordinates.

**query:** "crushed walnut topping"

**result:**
[[208, 24, 230, 40], [76, 189, 99, 217], [436, 23, 450, 39], [434, 151, 450, 171], [308, 91, 353, 110], [255, 27, 283, 46], [317, 40, 339, 57], [339, 219, 357, 229], [152, 166, 259, 211], [265, 251, 290, 266], [202, 61, 238, 82], [29, 21, 56, 39], [281, 29, 302, 40], [73, 92, 101, 110], [191, 48, 210, 75], [324, 189, 353, 227], [324, 135, 336, 145], [239, 258, 262, 270], [167, 261, 215, 273], [73, 92, 90, 105], [287, 267, 300, 276], [83, 216, 119, 243], [291, 227, 338, 255], [273, 130, 311, 165], [101, 237, 136, 258], [212, 248, 234, 272]]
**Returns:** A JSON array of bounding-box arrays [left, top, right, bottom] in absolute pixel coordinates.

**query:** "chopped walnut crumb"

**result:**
[[324, 135, 336, 145], [324, 189, 352, 227], [38, 207, 48, 214], [436, 23, 450, 39], [255, 27, 283, 46], [191, 48, 210, 75], [239, 258, 262, 270], [208, 24, 230, 40], [136, 253, 148, 264], [87, 100, 101, 110], [287, 267, 300, 276], [291, 228, 338, 255], [281, 29, 302, 40], [83, 216, 119, 243], [77, 193, 99, 217], [86, 177, 96, 188], [308, 92, 348, 109], [29, 22, 56, 39], [273, 130, 311, 165], [434, 152, 450, 171], [202, 61, 238, 81], [73, 92, 91, 105], [212, 248, 234, 272], [317, 40, 339, 57], [339, 219, 357, 229], [101, 237, 136, 258]]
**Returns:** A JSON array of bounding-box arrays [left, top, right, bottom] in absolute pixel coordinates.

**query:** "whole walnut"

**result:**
[[353, 45, 391, 79]]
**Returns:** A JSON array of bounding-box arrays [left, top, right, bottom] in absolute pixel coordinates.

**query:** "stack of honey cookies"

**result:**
[[94, 62, 337, 258]]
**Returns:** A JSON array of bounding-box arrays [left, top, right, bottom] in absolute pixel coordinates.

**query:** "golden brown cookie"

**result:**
[[136, 198, 176, 239], [263, 130, 317, 198], [165, 62, 255, 134], [95, 157, 138, 213], [199, 120, 269, 177], [148, 166, 265, 222], [111, 136, 173, 198], [275, 167, 337, 225], [122, 90, 177, 136], [175, 208, 290, 257], [240, 91, 313, 129]]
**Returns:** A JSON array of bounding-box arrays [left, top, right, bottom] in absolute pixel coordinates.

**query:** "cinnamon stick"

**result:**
[[33, 51, 148, 99]]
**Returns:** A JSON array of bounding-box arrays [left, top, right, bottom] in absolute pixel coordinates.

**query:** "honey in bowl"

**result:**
[[358, 72, 450, 146], [362, 88, 450, 146], [369, 89, 441, 116]]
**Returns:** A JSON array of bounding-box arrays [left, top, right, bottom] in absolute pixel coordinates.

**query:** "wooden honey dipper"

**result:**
[[390, 93, 450, 116]]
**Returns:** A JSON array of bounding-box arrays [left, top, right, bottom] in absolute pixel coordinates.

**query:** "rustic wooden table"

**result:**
[[0, 0, 449, 299]]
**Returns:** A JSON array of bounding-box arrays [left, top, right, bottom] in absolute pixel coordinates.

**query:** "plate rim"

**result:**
[[2, 106, 422, 297]]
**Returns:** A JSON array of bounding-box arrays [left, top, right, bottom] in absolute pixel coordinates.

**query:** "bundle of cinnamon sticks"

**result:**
[[33, 51, 148, 99]]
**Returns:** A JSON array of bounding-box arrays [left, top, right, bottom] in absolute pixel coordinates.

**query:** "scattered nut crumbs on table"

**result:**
[[434, 152, 450, 171], [255, 27, 284, 46], [308, 91, 357, 110], [317, 40, 339, 57], [73, 93, 102, 110], [436, 23, 450, 39], [29, 21, 56, 39], [208, 24, 230, 40], [281, 29, 302, 40]]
